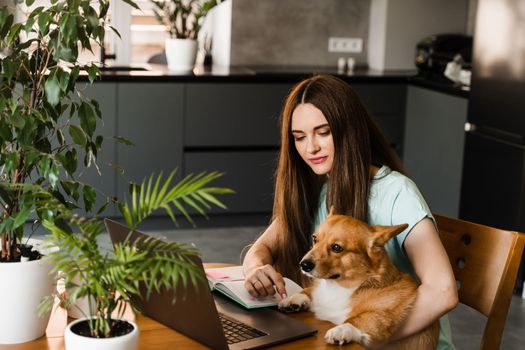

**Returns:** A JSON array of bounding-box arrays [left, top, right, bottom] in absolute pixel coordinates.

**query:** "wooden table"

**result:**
[[0, 264, 364, 350]]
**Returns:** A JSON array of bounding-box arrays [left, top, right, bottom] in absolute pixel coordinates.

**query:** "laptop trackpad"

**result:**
[[213, 292, 317, 349]]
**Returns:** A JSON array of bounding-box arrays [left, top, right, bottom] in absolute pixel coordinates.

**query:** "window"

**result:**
[[14, 0, 167, 65]]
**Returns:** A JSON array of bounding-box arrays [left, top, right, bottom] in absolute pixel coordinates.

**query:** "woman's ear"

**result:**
[[328, 206, 336, 217]]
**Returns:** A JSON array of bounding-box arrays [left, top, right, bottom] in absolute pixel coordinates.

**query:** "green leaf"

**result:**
[[13, 208, 31, 230], [49, 164, 59, 188], [0, 120, 12, 142], [109, 25, 121, 39], [78, 102, 96, 137], [0, 11, 13, 39], [44, 75, 61, 106], [26, 0, 36, 6], [37, 12, 52, 34], [83, 185, 97, 212], [69, 125, 87, 146], [113, 135, 134, 146], [86, 65, 99, 84], [2, 58, 15, 82]]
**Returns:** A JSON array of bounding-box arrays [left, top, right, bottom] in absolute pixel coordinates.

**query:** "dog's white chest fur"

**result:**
[[310, 279, 356, 325]]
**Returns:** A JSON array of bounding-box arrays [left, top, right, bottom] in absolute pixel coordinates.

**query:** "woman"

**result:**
[[242, 75, 458, 349]]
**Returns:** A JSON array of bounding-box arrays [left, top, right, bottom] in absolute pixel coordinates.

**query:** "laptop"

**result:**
[[104, 219, 317, 350]]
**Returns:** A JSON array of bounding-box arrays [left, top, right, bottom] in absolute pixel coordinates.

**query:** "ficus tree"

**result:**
[[0, 0, 138, 261]]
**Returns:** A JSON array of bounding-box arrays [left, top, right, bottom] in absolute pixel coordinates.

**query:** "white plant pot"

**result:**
[[64, 318, 139, 350], [0, 255, 54, 344], [165, 38, 198, 72]]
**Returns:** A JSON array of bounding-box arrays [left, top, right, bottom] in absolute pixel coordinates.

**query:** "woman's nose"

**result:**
[[306, 137, 320, 153]]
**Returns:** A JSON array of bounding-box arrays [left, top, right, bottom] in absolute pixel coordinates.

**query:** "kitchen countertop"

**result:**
[[84, 64, 468, 98]]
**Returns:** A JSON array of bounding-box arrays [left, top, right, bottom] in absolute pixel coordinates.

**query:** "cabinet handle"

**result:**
[[464, 122, 476, 132]]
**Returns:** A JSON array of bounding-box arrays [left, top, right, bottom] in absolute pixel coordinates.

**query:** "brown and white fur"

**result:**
[[278, 213, 439, 349]]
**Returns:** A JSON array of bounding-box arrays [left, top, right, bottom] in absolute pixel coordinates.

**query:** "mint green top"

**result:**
[[314, 166, 455, 350]]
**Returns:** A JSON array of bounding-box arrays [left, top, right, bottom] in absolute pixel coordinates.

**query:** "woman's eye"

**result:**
[[331, 244, 344, 253], [318, 129, 331, 136], [294, 135, 305, 142]]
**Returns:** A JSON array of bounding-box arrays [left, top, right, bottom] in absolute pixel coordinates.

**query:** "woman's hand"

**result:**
[[244, 264, 287, 299]]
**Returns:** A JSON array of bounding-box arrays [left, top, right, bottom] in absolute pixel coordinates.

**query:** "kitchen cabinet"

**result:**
[[116, 83, 184, 210], [184, 151, 277, 214], [352, 83, 407, 155], [403, 85, 468, 217], [185, 83, 290, 147], [75, 80, 409, 218], [184, 82, 290, 214]]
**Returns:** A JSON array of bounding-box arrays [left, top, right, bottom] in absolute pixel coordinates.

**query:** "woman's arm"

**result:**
[[242, 220, 287, 298], [389, 218, 458, 340]]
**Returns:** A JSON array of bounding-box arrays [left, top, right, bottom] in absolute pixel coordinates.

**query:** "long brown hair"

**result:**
[[272, 74, 405, 283]]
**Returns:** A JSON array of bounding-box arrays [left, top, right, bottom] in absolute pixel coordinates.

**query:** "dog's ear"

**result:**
[[370, 223, 409, 247], [328, 206, 336, 217]]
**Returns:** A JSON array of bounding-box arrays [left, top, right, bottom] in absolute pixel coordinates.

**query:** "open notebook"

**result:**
[[205, 266, 303, 309]]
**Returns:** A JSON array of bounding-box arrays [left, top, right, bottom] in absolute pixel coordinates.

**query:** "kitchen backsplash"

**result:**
[[230, 0, 370, 67]]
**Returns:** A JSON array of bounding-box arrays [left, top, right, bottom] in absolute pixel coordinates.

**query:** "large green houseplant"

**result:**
[[150, 0, 222, 71], [0, 0, 137, 343], [0, 0, 233, 346]]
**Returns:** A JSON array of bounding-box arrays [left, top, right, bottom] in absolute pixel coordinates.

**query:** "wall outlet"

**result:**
[[328, 37, 363, 53]]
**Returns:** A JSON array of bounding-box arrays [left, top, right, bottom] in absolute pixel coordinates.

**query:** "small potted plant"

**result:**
[[150, 0, 222, 71], [40, 170, 233, 350], [0, 0, 137, 343]]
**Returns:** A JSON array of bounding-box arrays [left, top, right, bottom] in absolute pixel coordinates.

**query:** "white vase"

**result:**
[[165, 38, 198, 72], [0, 256, 54, 344], [64, 318, 139, 350]]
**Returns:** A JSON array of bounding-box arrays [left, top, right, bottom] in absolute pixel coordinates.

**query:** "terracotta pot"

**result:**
[[64, 318, 139, 350]]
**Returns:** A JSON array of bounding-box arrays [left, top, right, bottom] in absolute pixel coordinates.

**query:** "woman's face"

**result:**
[[291, 103, 335, 175]]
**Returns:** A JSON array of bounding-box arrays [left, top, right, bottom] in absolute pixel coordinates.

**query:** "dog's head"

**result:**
[[300, 211, 408, 285]]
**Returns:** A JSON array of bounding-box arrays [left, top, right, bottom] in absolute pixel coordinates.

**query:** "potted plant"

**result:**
[[150, 0, 222, 71], [0, 0, 138, 343], [40, 170, 233, 350]]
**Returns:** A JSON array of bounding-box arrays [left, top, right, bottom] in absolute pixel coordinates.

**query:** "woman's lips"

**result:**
[[309, 156, 328, 164]]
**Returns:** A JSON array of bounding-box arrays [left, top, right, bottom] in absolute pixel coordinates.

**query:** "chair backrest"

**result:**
[[434, 214, 525, 350]]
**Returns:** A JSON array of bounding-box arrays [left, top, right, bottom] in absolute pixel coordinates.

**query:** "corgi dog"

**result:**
[[278, 213, 439, 349]]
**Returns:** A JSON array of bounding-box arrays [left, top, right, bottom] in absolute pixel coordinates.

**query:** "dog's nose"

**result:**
[[300, 259, 315, 272]]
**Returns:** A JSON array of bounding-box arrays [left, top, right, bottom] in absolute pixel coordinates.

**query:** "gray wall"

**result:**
[[230, 0, 370, 67]]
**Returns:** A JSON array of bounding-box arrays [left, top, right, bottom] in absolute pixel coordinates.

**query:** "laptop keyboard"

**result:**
[[219, 313, 267, 344]]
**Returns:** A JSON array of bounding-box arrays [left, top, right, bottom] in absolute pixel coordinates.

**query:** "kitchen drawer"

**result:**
[[185, 83, 291, 147], [184, 151, 278, 214]]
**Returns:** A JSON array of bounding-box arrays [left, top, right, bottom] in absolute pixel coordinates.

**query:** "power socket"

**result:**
[[328, 37, 363, 53]]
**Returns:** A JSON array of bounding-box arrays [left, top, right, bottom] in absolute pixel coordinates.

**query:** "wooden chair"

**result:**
[[434, 214, 525, 350]]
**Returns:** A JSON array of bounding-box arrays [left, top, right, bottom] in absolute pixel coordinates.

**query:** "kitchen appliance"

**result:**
[[459, 0, 525, 293], [415, 34, 472, 77]]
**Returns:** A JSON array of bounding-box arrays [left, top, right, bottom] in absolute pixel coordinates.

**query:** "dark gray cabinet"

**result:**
[[79, 81, 411, 218], [183, 83, 291, 214], [184, 151, 277, 214], [403, 86, 468, 217], [116, 83, 184, 206], [352, 83, 407, 155], [185, 83, 290, 147]]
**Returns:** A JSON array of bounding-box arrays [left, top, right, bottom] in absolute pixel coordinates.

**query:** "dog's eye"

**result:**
[[312, 235, 318, 244], [330, 244, 344, 253]]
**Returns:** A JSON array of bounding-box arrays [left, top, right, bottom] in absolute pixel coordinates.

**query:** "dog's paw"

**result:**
[[324, 323, 371, 346], [278, 293, 311, 312]]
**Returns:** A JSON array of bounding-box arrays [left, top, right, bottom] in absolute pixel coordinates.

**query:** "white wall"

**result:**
[[369, 0, 469, 70]]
